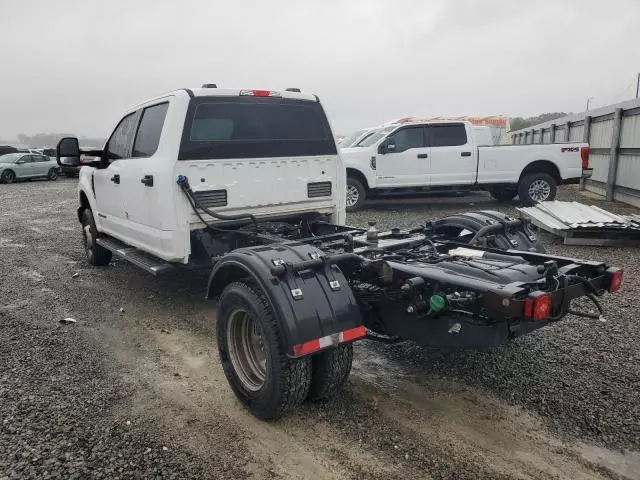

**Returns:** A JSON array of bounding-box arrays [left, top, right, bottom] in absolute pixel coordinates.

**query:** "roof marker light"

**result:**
[[239, 89, 281, 97]]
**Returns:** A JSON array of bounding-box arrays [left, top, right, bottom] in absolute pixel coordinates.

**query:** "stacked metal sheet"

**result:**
[[517, 201, 640, 246]]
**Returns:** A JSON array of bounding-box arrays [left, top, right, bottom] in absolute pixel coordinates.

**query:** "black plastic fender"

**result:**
[[432, 210, 545, 253], [207, 243, 363, 356]]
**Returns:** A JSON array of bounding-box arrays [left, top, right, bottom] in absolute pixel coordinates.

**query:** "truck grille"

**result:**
[[193, 189, 228, 208], [307, 181, 332, 198]]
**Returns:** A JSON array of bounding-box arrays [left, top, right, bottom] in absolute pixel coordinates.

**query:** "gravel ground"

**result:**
[[1, 179, 639, 479], [350, 188, 640, 451]]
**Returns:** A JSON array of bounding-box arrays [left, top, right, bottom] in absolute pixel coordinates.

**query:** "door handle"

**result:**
[[110, 174, 120, 184], [140, 175, 154, 187], [461, 152, 471, 157], [417, 153, 428, 159]]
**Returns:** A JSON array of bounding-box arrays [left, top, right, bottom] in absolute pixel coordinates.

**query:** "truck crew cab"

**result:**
[[58, 85, 622, 420], [341, 120, 592, 210]]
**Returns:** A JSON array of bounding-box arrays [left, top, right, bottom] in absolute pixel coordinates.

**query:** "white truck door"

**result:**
[[93, 111, 139, 237], [119, 102, 172, 256], [427, 123, 475, 186], [376, 126, 429, 187]]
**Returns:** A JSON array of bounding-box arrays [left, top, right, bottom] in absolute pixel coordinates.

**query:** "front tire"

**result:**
[[346, 176, 366, 212], [307, 343, 353, 402], [81, 208, 112, 266], [217, 282, 312, 419], [47, 168, 58, 181], [1, 170, 16, 184], [518, 172, 557, 206]]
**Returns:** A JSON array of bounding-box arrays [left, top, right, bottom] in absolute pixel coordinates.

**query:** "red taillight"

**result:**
[[580, 146, 590, 169], [292, 325, 367, 357], [252, 89, 271, 97], [523, 292, 552, 321], [608, 268, 623, 293]]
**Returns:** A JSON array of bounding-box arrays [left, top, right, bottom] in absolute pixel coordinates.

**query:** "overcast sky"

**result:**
[[1, 0, 639, 139]]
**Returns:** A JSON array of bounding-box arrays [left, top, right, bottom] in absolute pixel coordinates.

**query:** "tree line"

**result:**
[[509, 112, 569, 132]]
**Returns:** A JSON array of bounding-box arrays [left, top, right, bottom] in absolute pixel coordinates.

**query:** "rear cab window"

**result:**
[[178, 97, 337, 160], [133, 103, 169, 157]]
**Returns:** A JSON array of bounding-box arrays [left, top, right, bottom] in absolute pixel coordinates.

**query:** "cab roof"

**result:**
[[131, 87, 318, 110]]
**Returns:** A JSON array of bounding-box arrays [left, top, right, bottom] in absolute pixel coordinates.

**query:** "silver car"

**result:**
[[0, 153, 60, 183]]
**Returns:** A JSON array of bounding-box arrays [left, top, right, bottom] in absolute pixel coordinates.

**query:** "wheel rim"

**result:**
[[3, 171, 15, 183], [49, 170, 57, 180], [83, 224, 93, 258], [346, 184, 360, 207], [528, 179, 551, 202], [227, 308, 267, 392]]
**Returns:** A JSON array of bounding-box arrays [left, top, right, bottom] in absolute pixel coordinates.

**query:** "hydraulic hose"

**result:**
[[177, 175, 257, 227]]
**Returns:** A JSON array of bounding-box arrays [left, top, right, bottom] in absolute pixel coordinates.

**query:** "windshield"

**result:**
[[179, 97, 337, 160], [341, 129, 368, 148], [0, 153, 21, 163], [355, 126, 395, 147]]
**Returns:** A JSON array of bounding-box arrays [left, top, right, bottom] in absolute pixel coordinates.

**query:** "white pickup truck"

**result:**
[[341, 121, 591, 210], [55, 86, 619, 420]]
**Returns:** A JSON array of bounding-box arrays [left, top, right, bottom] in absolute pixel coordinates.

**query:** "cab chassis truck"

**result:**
[[57, 86, 623, 419]]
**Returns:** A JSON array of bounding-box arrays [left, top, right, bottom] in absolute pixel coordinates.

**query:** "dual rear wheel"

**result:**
[[217, 281, 354, 419]]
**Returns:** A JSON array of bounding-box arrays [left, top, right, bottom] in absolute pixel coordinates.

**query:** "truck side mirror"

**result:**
[[378, 138, 396, 155], [57, 137, 81, 167]]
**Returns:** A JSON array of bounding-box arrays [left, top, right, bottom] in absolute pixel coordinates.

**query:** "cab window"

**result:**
[[106, 112, 138, 160], [387, 127, 425, 153]]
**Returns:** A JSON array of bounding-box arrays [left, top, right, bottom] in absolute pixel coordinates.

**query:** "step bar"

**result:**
[[96, 237, 173, 276]]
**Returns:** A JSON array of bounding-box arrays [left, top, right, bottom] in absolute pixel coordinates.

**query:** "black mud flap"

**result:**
[[431, 210, 545, 253], [207, 243, 363, 356]]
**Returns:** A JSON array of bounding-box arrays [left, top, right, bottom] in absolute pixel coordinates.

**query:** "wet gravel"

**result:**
[[1, 179, 639, 479], [0, 180, 233, 479], [350, 189, 640, 451]]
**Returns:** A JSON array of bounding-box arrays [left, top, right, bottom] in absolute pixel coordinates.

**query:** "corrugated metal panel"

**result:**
[[542, 130, 551, 143], [510, 97, 640, 135], [585, 180, 606, 196], [616, 154, 640, 189], [533, 131, 541, 143], [568, 124, 584, 142], [589, 120, 613, 148], [589, 153, 610, 183], [555, 126, 567, 143], [518, 201, 640, 230], [620, 114, 640, 148]]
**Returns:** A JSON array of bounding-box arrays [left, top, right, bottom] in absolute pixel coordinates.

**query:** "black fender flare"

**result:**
[[207, 243, 363, 356]]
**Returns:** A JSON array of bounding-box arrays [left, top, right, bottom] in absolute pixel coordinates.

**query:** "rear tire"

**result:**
[[1, 170, 16, 184], [81, 208, 112, 266], [489, 187, 517, 202], [307, 343, 353, 402], [217, 281, 312, 419], [47, 168, 58, 181], [518, 172, 557, 206], [346, 176, 366, 212]]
